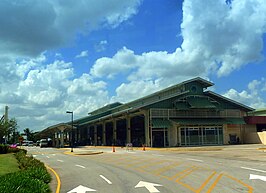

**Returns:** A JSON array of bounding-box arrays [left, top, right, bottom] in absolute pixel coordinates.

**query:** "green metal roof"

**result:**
[[171, 118, 245, 125], [205, 91, 254, 111], [88, 102, 123, 115], [187, 96, 216, 109], [94, 77, 213, 117], [151, 119, 172, 128], [248, 109, 266, 116]]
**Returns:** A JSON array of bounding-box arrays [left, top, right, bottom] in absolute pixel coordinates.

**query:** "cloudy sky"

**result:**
[[1, 0, 266, 132]]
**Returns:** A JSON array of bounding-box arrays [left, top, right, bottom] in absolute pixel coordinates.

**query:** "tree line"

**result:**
[[0, 118, 38, 144]]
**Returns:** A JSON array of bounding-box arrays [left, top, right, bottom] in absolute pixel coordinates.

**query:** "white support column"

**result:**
[[126, 116, 131, 143], [87, 126, 90, 145], [144, 110, 150, 147], [113, 120, 117, 144], [102, 122, 106, 145], [60, 130, 64, 148], [56, 132, 60, 148], [94, 125, 97, 146]]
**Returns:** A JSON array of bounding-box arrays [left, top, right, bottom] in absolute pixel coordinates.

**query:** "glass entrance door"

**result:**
[[180, 126, 223, 146]]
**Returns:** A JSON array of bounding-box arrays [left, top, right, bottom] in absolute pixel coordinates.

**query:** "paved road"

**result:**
[[25, 145, 266, 193]]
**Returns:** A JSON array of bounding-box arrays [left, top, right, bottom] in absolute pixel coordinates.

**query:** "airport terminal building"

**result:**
[[40, 77, 266, 147]]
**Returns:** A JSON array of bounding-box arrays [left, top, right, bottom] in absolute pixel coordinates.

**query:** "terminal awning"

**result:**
[[151, 119, 172, 128], [171, 118, 245, 125]]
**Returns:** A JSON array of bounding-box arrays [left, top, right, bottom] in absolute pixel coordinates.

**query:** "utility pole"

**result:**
[[4, 106, 8, 123]]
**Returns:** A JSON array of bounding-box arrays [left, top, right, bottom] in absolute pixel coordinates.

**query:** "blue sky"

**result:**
[[0, 0, 266, 131]]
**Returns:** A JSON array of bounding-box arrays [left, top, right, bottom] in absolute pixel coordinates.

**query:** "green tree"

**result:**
[[24, 128, 35, 141], [0, 118, 18, 144]]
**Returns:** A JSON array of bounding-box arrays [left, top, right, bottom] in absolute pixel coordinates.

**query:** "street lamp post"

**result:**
[[66, 111, 74, 152]]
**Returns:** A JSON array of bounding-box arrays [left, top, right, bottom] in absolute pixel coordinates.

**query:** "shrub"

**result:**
[[0, 149, 51, 193], [7, 147, 21, 154], [0, 144, 9, 154], [0, 171, 51, 193], [24, 167, 51, 184]]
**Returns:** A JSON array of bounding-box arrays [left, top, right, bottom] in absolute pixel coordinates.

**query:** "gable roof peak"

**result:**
[[181, 77, 214, 88]]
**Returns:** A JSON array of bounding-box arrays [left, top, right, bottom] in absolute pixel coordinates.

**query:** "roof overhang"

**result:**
[[205, 91, 254, 111], [39, 123, 76, 137], [244, 116, 266, 124]]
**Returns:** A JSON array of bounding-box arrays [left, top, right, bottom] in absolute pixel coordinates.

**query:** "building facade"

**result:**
[[40, 77, 257, 147]]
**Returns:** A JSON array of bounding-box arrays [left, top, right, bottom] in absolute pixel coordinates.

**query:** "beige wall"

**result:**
[[244, 131, 266, 145], [169, 126, 177, 146], [223, 124, 241, 144], [243, 124, 266, 145]]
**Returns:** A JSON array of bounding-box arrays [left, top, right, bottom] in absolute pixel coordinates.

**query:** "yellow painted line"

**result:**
[[166, 165, 197, 180], [196, 171, 217, 193], [122, 158, 148, 167], [176, 167, 200, 192], [63, 151, 79, 156], [118, 156, 141, 165], [153, 162, 180, 175], [46, 165, 61, 193], [207, 173, 253, 193], [223, 174, 253, 193], [176, 166, 200, 181], [135, 159, 166, 173], [139, 159, 168, 169], [110, 156, 132, 165]]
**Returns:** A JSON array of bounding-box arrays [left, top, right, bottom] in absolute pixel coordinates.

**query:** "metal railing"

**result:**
[[150, 108, 243, 118]]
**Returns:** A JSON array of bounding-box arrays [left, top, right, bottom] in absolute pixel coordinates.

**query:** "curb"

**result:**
[[45, 165, 61, 193], [64, 151, 103, 156]]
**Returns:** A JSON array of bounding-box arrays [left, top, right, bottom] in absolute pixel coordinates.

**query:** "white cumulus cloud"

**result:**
[[75, 50, 89, 58], [223, 78, 266, 109]]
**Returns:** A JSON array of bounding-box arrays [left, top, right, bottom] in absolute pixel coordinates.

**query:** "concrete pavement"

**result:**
[[25, 144, 266, 193]]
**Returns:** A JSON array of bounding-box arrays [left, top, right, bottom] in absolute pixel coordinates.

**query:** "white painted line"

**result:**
[[46, 156, 50, 158], [241, 167, 266, 173], [42, 153, 44, 155], [152, 154, 164, 157], [52, 154, 56, 156], [32, 155, 37, 157], [57, 159, 64, 162], [100, 175, 112, 184], [186, 158, 203, 162], [250, 174, 266, 182], [75, 164, 86, 169], [127, 151, 136, 154]]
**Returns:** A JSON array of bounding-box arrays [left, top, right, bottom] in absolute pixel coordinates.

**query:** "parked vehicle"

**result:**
[[40, 139, 49, 148], [22, 140, 34, 146]]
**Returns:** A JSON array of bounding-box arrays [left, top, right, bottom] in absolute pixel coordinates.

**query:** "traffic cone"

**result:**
[[112, 146, 115, 152]]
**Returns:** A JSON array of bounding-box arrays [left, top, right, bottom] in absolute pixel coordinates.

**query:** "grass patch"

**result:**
[[0, 154, 19, 176], [0, 150, 51, 193]]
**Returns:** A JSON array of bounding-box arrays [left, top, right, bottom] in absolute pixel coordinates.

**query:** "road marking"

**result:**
[[57, 159, 64, 162], [207, 173, 253, 193], [75, 164, 86, 169], [32, 155, 37, 157], [100, 175, 112, 184], [46, 165, 61, 193], [135, 181, 162, 193], [250, 174, 266, 182], [52, 154, 56, 156], [67, 185, 96, 193], [46, 156, 50, 158], [152, 154, 164, 157], [186, 158, 203, 162], [241, 166, 266, 173], [153, 162, 180, 175]]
